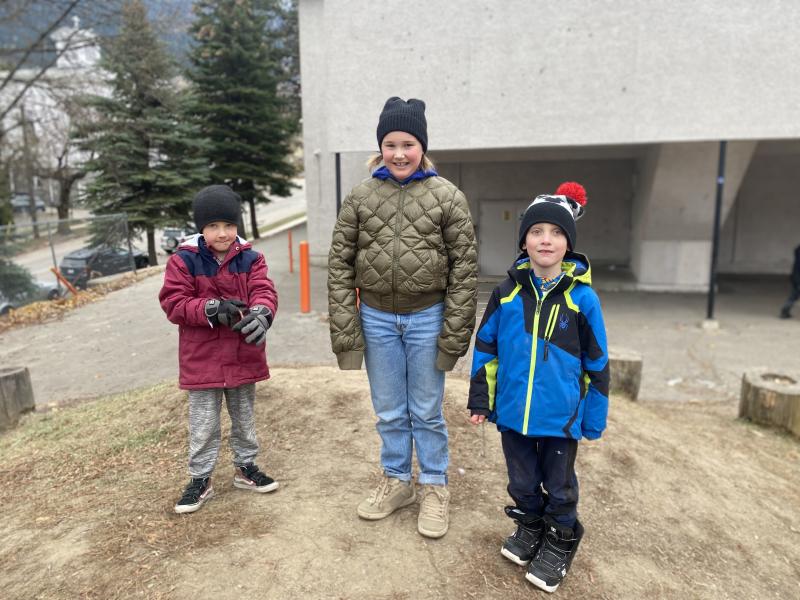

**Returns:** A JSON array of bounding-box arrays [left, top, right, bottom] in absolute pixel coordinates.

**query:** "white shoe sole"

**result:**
[[174, 488, 215, 514], [525, 571, 559, 593], [500, 546, 530, 566], [233, 479, 280, 493], [417, 522, 449, 539], [357, 492, 416, 520]]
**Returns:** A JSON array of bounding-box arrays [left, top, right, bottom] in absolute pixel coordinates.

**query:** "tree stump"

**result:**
[[609, 347, 643, 401], [739, 368, 800, 437], [0, 367, 35, 431]]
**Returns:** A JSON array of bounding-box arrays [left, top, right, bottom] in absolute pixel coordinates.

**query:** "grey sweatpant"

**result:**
[[188, 383, 259, 478]]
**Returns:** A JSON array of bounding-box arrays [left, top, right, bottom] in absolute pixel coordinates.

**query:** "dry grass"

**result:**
[[0, 381, 275, 599]]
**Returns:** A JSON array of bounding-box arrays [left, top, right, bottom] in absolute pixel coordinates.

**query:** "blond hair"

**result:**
[[366, 153, 436, 173]]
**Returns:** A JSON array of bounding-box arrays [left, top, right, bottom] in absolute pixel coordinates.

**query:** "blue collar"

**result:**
[[372, 165, 438, 184]]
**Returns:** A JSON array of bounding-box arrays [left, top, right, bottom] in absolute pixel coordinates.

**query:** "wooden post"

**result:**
[[299, 241, 310, 313], [0, 367, 35, 431], [739, 368, 800, 437], [288, 229, 294, 274], [50, 267, 79, 296], [608, 347, 643, 401]]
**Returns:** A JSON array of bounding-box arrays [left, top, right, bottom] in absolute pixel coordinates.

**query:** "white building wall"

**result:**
[[301, 0, 800, 153], [0, 21, 106, 202]]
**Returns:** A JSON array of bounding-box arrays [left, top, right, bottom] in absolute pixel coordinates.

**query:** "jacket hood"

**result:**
[[508, 250, 592, 291]]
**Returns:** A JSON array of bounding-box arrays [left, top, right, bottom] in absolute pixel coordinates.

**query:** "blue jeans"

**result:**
[[361, 301, 448, 485]]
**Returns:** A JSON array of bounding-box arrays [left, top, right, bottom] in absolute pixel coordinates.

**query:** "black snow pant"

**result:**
[[781, 283, 800, 316], [501, 430, 579, 527]]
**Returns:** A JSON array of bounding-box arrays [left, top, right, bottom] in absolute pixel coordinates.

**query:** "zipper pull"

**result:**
[[544, 342, 549, 361]]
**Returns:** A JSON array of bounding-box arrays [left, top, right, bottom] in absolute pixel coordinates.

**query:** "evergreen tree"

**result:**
[[188, 0, 298, 239], [0, 258, 38, 302], [76, 0, 208, 265]]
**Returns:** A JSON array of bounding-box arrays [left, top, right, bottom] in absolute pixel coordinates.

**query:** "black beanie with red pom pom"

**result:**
[[518, 182, 587, 251]]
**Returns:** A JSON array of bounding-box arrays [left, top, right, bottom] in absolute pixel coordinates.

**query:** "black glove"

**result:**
[[204, 298, 247, 328], [232, 304, 272, 345]]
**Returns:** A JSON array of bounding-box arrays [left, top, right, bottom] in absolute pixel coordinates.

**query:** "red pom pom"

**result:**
[[555, 181, 587, 206]]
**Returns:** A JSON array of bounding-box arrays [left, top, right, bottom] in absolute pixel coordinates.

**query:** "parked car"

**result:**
[[58, 245, 149, 289], [161, 224, 197, 254], [10, 193, 46, 213], [0, 282, 62, 316]]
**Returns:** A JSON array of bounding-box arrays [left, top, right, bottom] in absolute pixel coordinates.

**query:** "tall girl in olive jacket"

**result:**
[[327, 97, 477, 538]]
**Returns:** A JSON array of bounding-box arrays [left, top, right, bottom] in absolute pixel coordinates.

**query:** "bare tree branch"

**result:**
[[0, 0, 83, 93], [0, 23, 86, 124]]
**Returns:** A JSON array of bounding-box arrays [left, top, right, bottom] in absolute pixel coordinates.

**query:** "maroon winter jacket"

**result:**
[[159, 234, 278, 390]]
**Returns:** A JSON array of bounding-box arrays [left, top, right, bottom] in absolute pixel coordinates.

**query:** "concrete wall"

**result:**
[[300, 0, 800, 152], [436, 159, 634, 275], [719, 143, 800, 275], [630, 141, 755, 290]]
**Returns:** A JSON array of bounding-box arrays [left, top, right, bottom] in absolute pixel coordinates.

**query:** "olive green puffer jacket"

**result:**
[[328, 175, 478, 371]]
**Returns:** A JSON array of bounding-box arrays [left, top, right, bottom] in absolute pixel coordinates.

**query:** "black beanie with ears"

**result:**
[[376, 97, 428, 152]]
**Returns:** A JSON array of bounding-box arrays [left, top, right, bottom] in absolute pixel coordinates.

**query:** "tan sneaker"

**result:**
[[357, 476, 416, 520], [417, 484, 450, 538]]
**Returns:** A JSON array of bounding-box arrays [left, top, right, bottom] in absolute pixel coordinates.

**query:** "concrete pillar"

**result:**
[[630, 141, 756, 290], [299, 0, 333, 266]]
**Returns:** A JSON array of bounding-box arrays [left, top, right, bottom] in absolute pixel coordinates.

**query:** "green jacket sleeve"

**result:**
[[327, 192, 364, 370], [437, 188, 478, 370]]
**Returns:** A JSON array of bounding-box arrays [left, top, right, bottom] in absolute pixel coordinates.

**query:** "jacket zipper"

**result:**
[[522, 277, 552, 435], [391, 184, 407, 313], [543, 304, 560, 361]]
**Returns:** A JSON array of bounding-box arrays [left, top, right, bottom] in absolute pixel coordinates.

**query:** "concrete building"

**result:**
[[298, 1, 800, 290]]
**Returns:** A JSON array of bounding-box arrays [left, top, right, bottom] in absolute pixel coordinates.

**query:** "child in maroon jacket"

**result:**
[[159, 185, 279, 514]]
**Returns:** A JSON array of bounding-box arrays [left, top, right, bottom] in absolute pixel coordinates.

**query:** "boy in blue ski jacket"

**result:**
[[468, 182, 609, 593]]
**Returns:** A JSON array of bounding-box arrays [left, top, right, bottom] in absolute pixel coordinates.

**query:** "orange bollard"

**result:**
[[288, 229, 294, 274], [299, 241, 310, 313]]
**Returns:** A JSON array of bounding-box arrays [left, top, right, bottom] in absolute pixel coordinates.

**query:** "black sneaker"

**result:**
[[525, 517, 584, 593], [233, 463, 279, 493], [500, 506, 545, 566], [174, 477, 214, 514]]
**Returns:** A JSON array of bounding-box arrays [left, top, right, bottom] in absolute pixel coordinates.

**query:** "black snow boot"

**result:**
[[500, 506, 545, 566], [525, 516, 584, 593]]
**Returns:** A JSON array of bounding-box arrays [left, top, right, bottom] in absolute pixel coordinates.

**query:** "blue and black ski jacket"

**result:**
[[468, 251, 609, 440]]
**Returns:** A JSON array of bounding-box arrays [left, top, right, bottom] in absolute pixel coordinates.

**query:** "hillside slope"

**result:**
[[1, 367, 798, 599]]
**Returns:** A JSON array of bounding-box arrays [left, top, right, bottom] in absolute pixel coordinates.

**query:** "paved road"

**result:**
[[0, 223, 332, 406]]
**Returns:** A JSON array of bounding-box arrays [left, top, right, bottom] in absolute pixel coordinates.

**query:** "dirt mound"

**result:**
[[1, 367, 798, 599]]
